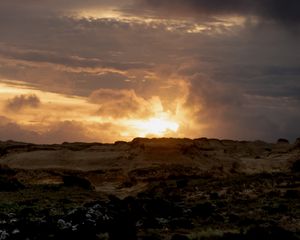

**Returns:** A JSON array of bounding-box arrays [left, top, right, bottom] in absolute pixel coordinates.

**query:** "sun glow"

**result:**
[[127, 117, 180, 137]]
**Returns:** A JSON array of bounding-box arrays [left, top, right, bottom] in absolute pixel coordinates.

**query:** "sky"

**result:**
[[0, 0, 300, 143]]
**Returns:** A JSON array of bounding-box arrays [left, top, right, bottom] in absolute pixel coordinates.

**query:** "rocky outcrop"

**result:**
[[0, 138, 299, 193]]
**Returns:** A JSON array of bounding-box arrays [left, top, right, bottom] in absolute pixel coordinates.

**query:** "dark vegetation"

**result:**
[[291, 160, 300, 172], [0, 163, 299, 240], [0, 165, 24, 192], [62, 175, 95, 190]]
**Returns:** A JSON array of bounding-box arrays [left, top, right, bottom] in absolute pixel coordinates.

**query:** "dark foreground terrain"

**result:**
[[0, 138, 299, 239]]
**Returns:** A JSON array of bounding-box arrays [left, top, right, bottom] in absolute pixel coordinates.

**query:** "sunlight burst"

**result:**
[[129, 117, 179, 137]]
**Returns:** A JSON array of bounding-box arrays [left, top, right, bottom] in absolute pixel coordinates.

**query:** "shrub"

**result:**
[[277, 138, 289, 144], [0, 176, 24, 191], [62, 175, 94, 190], [0, 164, 15, 175], [191, 202, 214, 218], [291, 160, 300, 172]]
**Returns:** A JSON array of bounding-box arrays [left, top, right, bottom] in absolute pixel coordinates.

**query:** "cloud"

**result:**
[[184, 73, 300, 141], [89, 88, 154, 118], [39, 121, 98, 143], [139, 0, 300, 24], [0, 116, 150, 144], [0, 116, 14, 125], [0, 0, 299, 143], [0, 0, 130, 14], [5, 94, 41, 111], [0, 117, 100, 144]]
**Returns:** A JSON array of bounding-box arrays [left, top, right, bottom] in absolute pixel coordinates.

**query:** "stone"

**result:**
[[0, 230, 9, 240], [57, 219, 71, 230]]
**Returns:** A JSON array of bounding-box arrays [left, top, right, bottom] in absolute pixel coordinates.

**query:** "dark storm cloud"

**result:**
[[140, 0, 300, 24], [187, 74, 300, 141], [5, 94, 41, 112]]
